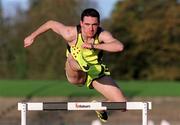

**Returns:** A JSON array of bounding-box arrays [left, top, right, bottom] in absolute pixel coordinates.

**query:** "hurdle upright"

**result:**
[[18, 101, 152, 125]]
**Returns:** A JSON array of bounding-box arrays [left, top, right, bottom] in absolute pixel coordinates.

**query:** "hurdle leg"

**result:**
[[142, 102, 148, 125], [21, 103, 27, 125]]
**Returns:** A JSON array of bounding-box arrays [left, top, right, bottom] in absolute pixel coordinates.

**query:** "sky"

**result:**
[[1, 0, 118, 19], [1, 0, 29, 18], [89, 0, 118, 19]]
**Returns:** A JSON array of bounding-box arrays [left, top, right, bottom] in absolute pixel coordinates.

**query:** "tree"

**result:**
[[108, 0, 180, 80], [0, 0, 99, 79], [13, 0, 94, 79]]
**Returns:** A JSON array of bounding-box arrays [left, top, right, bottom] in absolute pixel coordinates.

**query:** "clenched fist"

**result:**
[[82, 42, 94, 49], [24, 35, 35, 48]]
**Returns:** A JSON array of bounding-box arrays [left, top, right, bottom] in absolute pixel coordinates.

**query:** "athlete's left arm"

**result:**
[[93, 30, 124, 52]]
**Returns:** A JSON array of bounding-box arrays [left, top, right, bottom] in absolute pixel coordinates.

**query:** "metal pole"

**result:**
[[21, 103, 27, 125], [142, 102, 148, 125]]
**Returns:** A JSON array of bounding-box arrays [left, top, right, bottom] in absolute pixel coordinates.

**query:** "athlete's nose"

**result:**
[[89, 25, 93, 31]]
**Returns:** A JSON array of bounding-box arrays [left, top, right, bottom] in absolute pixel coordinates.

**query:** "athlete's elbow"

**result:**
[[46, 20, 57, 27], [46, 20, 61, 32], [120, 44, 124, 51], [43, 20, 55, 29], [116, 44, 124, 52], [47, 20, 55, 24]]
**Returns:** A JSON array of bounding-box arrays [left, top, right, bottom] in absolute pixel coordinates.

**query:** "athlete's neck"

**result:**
[[81, 32, 95, 43]]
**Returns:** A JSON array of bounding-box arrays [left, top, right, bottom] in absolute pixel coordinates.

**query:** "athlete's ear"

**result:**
[[80, 21, 83, 27]]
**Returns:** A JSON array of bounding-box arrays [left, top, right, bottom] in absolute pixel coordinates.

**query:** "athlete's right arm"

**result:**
[[24, 20, 76, 48]]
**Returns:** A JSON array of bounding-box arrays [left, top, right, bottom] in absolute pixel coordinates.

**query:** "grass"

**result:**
[[120, 80, 180, 97], [0, 80, 180, 97]]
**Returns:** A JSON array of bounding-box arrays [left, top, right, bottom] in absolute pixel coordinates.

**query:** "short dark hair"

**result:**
[[81, 8, 100, 23]]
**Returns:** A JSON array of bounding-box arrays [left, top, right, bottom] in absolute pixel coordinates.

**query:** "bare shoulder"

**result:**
[[99, 30, 113, 37], [99, 30, 116, 43], [62, 26, 77, 43], [49, 20, 77, 43]]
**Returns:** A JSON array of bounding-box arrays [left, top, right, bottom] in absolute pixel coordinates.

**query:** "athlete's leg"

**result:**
[[92, 76, 126, 102], [65, 54, 86, 86], [92, 76, 126, 122]]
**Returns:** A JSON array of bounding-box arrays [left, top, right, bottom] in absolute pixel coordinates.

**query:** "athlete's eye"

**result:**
[[84, 23, 90, 26], [93, 24, 98, 26]]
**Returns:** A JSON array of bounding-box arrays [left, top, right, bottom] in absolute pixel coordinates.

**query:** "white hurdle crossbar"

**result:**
[[18, 101, 152, 125]]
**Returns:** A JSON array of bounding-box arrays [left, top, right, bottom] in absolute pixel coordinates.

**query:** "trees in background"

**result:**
[[0, 0, 90, 79], [20, 0, 81, 79], [0, 0, 179, 80], [107, 0, 180, 80]]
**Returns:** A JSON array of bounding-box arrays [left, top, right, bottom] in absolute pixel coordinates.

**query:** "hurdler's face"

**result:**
[[80, 16, 99, 38]]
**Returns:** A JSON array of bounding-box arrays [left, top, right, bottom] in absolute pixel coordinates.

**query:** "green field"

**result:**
[[0, 80, 180, 97]]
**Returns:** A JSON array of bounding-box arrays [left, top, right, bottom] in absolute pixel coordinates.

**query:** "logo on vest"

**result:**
[[83, 65, 90, 70]]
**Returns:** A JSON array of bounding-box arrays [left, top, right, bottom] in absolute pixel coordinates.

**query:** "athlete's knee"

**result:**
[[112, 93, 127, 102], [114, 97, 127, 102], [67, 77, 85, 86], [67, 77, 77, 84]]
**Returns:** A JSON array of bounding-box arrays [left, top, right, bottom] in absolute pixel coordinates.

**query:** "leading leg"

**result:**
[[92, 76, 126, 102], [92, 76, 126, 122]]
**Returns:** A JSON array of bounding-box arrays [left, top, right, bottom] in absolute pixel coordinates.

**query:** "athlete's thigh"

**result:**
[[65, 54, 82, 78], [65, 60, 78, 78], [92, 76, 126, 102], [65, 59, 86, 85]]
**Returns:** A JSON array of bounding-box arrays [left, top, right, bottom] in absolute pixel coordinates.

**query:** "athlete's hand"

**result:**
[[24, 35, 35, 48], [82, 42, 94, 49]]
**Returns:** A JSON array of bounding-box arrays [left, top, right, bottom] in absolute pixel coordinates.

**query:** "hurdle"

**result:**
[[18, 101, 152, 125]]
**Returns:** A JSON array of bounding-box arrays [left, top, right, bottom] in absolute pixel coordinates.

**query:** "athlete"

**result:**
[[24, 8, 126, 122]]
